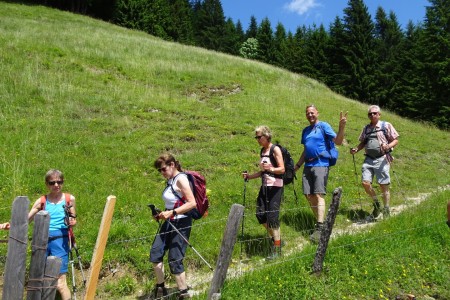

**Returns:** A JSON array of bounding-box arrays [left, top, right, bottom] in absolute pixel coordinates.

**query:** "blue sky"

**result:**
[[220, 0, 430, 32]]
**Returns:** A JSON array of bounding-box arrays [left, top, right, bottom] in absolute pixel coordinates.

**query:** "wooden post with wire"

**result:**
[[2, 196, 30, 300], [27, 210, 51, 300], [312, 187, 342, 274], [207, 204, 244, 300], [83, 195, 116, 300], [42, 256, 62, 300]]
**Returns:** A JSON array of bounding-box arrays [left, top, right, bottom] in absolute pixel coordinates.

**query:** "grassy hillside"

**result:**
[[0, 2, 449, 299]]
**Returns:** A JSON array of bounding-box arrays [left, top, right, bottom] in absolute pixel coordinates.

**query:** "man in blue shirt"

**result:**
[[294, 105, 347, 243]]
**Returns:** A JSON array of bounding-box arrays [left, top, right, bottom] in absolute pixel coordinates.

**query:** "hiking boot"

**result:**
[[366, 202, 382, 222], [309, 223, 323, 244], [154, 284, 167, 299], [382, 207, 390, 218], [177, 289, 191, 299]]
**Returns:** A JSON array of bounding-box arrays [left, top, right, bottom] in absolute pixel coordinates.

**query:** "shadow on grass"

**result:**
[[339, 207, 371, 223], [281, 209, 316, 238], [136, 286, 182, 300], [237, 232, 273, 258]]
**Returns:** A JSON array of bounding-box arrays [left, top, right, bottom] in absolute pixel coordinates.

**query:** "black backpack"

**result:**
[[261, 144, 296, 185]]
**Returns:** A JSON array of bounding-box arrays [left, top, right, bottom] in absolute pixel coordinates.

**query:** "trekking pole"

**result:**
[[240, 172, 248, 260], [166, 219, 213, 271], [148, 204, 213, 270], [352, 153, 363, 211], [70, 233, 87, 287], [68, 229, 78, 300], [64, 205, 80, 299], [148, 204, 163, 245]]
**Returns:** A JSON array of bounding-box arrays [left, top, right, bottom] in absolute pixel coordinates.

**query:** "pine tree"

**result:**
[[373, 7, 405, 108], [326, 16, 348, 95], [303, 24, 330, 83], [273, 22, 288, 68], [192, 0, 226, 51], [256, 17, 275, 63], [246, 15, 258, 39], [341, 0, 378, 102], [222, 18, 240, 55], [416, 0, 450, 128], [395, 22, 424, 119], [113, 0, 170, 40], [166, 0, 194, 44], [285, 26, 307, 74]]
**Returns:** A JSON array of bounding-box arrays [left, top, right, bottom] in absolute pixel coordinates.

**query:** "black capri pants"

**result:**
[[255, 185, 283, 228]]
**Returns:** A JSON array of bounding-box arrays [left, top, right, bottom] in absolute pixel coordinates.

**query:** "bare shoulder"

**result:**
[[69, 194, 76, 202], [176, 174, 190, 187], [32, 198, 43, 209]]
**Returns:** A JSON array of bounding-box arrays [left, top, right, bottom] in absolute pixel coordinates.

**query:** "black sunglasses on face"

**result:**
[[48, 180, 64, 186], [254, 136, 263, 140], [368, 112, 379, 116], [158, 166, 168, 173]]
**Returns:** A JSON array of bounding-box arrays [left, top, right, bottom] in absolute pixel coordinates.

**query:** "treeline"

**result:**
[[26, 0, 449, 129]]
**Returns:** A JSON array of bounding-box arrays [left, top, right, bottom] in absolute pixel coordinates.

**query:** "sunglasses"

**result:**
[[254, 136, 263, 140], [48, 180, 64, 186], [158, 166, 169, 173], [368, 112, 379, 116]]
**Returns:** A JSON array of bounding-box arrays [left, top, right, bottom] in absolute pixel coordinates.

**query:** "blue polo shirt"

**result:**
[[301, 121, 336, 167]]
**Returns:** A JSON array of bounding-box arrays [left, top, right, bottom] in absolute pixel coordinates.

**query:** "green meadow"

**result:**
[[0, 3, 449, 299]]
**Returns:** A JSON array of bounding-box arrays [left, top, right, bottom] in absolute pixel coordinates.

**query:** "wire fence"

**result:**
[[0, 187, 447, 299], [98, 187, 448, 298]]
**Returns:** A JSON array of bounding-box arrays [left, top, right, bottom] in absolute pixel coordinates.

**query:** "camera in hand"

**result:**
[[243, 170, 248, 181]]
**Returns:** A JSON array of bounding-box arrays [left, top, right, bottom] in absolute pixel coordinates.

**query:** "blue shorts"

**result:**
[[47, 229, 70, 274]]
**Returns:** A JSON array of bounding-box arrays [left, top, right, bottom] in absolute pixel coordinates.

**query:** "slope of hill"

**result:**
[[0, 2, 449, 299]]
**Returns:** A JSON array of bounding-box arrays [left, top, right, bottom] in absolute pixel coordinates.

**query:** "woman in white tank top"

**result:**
[[150, 154, 196, 299]]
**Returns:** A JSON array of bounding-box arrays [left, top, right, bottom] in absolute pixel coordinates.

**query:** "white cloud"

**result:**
[[284, 0, 320, 15]]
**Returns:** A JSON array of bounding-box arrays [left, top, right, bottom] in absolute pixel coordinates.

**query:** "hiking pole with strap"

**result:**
[[64, 205, 79, 300], [166, 219, 213, 271], [70, 231, 86, 286], [352, 153, 363, 211], [148, 204, 163, 245], [68, 229, 78, 300], [149, 204, 213, 271]]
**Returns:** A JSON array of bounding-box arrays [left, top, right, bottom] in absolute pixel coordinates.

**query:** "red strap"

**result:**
[[40, 195, 46, 211], [40, 193, 71, 211]]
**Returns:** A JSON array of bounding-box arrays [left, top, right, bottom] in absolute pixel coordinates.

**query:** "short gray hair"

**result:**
[[368, 105, 381, 113], [255, 125, 272, 141]]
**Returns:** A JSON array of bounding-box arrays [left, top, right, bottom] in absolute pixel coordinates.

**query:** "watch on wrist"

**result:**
[[173, 209, 177, 216]]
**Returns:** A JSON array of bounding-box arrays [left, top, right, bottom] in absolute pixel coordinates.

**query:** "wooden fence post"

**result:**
[[83, 195, 116, 300], [41, 256, 62, 300], [207, 204, 244, 300], [2, 196, 30, 300], [312, 187, 342, 274], [27, 210, 50, 300]]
